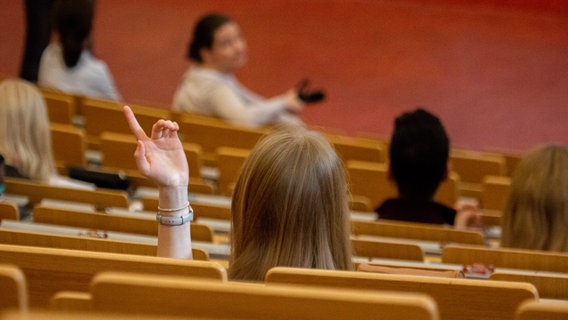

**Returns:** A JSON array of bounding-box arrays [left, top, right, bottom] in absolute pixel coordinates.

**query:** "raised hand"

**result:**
[[123, 106, 189, 187]]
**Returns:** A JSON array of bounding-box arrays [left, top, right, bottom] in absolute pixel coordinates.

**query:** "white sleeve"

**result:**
[[93, 62, 122, 101], [208, 84, 288, 127]]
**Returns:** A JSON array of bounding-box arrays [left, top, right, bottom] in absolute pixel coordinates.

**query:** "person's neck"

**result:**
[[198, 62, 232, 75]]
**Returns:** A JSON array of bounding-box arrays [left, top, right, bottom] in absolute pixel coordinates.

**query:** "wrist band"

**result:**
[[158, 202, 190, 212], [156, 202, 194, 226]]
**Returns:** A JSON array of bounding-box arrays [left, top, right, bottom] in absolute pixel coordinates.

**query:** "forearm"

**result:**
[[156, 185, 193, 259]]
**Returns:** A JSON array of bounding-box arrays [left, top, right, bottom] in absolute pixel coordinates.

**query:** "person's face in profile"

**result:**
[[205, 21, 248, 73]]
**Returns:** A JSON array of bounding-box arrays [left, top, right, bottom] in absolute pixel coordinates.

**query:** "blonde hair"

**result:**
[[0, 79, 56, 181], [501, 144, 568, 252], [229, 125, 353, 281]]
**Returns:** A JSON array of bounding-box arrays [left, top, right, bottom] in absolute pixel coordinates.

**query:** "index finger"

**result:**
[[123, 105, 148, 141]]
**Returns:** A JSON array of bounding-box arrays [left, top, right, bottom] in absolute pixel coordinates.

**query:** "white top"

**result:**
[[38, 43, 121, 101], [172, 66, 300, 127]]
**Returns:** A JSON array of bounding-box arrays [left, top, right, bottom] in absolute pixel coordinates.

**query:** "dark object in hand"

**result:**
[[297, 79, 325, 103]]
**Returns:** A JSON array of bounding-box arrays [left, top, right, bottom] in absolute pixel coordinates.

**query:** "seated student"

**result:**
[[375, 108, 479, 228], [501, 144, 568, 252], [172, 13, 305, 128], [0, 79, 94, 190], [38, 0, 121, 100], [123, 106, 352, 281]]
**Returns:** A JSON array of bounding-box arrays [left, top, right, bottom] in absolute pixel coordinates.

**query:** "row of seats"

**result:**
[[41, 87, 521, 212], [1, 253, 567, 319]]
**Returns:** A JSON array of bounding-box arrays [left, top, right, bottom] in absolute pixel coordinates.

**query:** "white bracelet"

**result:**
[[157, 202, 190, 212], [156, 203, 194, 226]]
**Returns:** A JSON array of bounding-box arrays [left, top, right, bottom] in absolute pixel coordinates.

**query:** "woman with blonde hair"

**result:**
[[0, 79, 93, 189], [501, 144, 568, 252], [123, 106, 352, 281]]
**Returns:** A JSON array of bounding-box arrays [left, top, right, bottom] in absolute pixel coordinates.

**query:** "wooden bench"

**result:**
[[0, 244, 225, 308], [32, 205, 214, 242], [442, 244, 568, 273], [491, 271, 568, 300], [352, 220, 485, 245], [266, 267, 538, 320], [352, 238, 425, 262], [84, 271, 438, 320], [0, 228, 208, 260], [0, 201, 19, 221], [50, 123, 87, 169], [515, 300, 568, 320], [0, 263, 28, 311], [5, 177, 129, 209]]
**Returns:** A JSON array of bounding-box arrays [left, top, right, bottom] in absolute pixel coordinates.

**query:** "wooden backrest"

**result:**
[[442, 244, 568, 273], [42, 90, 76, 125], [90, 271, 438, 320], [0, 228, 208, 260], [50, 123, 87, 168], [352, 238, 425, 261], [99, 132, 203, 179], [5, 177, 129, 209], [33, 205, 214, 242], [216, 147, 250, 196], [0, 310, 187, 320], [351, 220, 485, 245], [480, 175, 511, 211], [178, 114, 266, 164], [450, 150, 506, 184], [0, 201, 19, 221], [266, 267, 538, 320], [0, 263, 28, 311], [82, 99, 170, 148], [346, 160, 458, 209], [0, 244, 225, 307], [515, 300, 568, 320], [327, 134, 385, 163], [491, 271, 568, 300]]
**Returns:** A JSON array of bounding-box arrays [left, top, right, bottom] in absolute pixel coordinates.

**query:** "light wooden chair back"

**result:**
[[352, 220, 485, 245], [32, 205, 214, 242], [0, 310, 187, 320], [0, 263, 28, 311], [450, 150, 507, 184], [5, 177, 129, 209], [327, 134, 385, 163], [515, 300, 568, 320], [0, 201, 19, 221], [216, 147, 250, 196], [82, 98, 170, 148], [480, 175, 511, 211], [99, 131, 203, 179], [352, 238, 425, 261], [90, 271, 438, 320], [266, 267, 538, 320], [42, 90, 76, 125], [50, 123, 87, 168], [0, 243, 225, 308], [346, 160, 459, 209], [442, 244, 568, 273], [0, 228, 208, 260], [491, 271, 568, 300], [178, 114, 266, 165]]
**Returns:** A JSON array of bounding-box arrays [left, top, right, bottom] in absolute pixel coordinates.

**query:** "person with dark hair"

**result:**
[[172, 13, 305, 128], [38, 0, 120, 100], [376, 108, 479, 228], [19, 0, 54, 83]]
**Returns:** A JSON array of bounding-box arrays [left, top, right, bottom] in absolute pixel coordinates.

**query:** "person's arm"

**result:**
[[123, 106, 192, 258], [209, 85, 303, 127]]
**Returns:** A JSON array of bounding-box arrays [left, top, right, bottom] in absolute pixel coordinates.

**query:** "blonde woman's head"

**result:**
[[501, 144, 568, 252], [230, 125, 352, 281], [0, 79, 55, 181]]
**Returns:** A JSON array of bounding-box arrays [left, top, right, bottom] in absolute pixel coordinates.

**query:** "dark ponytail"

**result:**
[[187, 13, 232, 62], [54, 0, 94, 68]]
